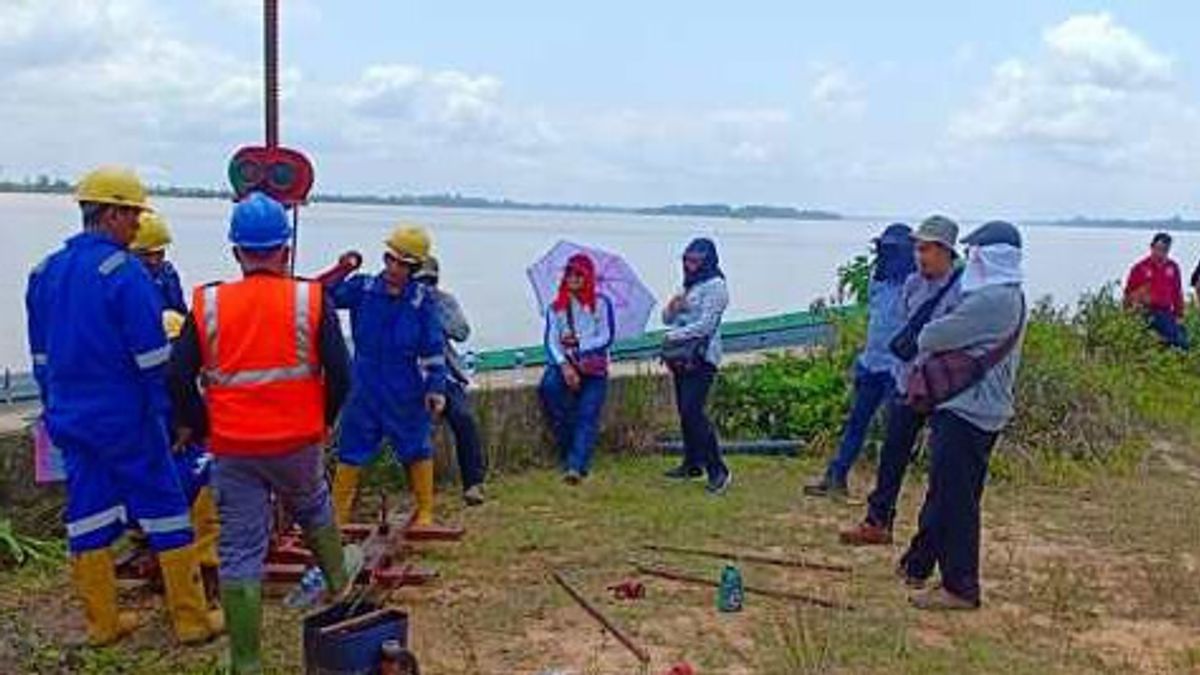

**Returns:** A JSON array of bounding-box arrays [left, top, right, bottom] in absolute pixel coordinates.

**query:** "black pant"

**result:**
[[673, 364, 727, 480], [445, 380, 486, 490], [865, 398, 926, 528], [902, 410, 998, 602]]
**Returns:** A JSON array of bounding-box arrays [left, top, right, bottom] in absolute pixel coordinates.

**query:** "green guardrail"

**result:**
[[472, 306, 860, 372]]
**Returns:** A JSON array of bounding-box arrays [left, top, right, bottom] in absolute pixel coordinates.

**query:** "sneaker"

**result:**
[[664, 464, 704, 480], [463, 484, 486, 506], [705, 468, 732, 495], [563, 470, 583, 486], [838, 521, 893, 546], [803, 476, 848, 498], [909, 586, 980, 611]]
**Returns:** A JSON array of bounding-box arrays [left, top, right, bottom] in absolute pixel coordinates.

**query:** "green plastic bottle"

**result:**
[[717, 563, 744, 612]]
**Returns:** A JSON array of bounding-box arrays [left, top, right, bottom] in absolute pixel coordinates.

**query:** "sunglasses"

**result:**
[[384, 252, 420, 267]]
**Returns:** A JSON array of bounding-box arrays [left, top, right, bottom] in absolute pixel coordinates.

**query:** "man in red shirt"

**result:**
[[1124, 232, 1189, 349]]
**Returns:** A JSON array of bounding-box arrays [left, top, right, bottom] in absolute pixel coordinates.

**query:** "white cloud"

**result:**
[[205, 0, 321, 25], [950, 12, 1193, 166], [809, 65, 865, 114], [346, 65, 505, 135], [0, 0, 267, 181], [1042, 13, 1171, 90]]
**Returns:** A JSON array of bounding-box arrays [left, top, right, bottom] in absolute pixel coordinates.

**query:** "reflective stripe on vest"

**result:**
[[200, 282, 318, 387]]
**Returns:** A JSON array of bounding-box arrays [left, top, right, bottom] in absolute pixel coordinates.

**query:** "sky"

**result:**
[[1, 1, 1199, 218]]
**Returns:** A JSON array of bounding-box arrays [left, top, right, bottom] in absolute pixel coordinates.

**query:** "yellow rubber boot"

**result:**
[[331, 463, 362, 526], [409, 459, 436, 527], [71, 548, 140, 646], [159, 545, 225, 644], [190, 487, 220, 569]]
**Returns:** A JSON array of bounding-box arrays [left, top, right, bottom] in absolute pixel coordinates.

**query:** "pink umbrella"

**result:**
[[527, 240, 657, 341]]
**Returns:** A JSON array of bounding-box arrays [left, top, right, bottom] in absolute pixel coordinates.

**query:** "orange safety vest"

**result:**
[[192, 275, 325, 456]]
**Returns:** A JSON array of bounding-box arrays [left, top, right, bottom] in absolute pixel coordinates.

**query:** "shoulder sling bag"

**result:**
[[889, 268, 963, 362], [905, 294, 1026, 415]]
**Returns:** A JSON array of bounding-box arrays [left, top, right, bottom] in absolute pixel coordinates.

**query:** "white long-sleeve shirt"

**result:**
[[662, 277, 729, 366], [544, 295, 616, 366]]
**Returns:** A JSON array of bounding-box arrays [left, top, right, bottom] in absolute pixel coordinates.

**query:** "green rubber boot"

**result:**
[[221, 581, 263, 675], [304, 525, 350, 595]]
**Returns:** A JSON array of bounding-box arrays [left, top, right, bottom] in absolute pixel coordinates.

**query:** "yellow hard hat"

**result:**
[[75, 166, 151, 210], [131, 211, 172, 252], [162, 310, 186, 340], [384, 225, 431, 263]]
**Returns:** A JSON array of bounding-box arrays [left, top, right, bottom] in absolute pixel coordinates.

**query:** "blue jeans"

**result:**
[[673, 364, 727, 481], [539, 367, 609, 474], [865, 398, 927, 528], [902, 411, 998, 603], [212, 444, 334, 582], [1147, 310, 1190, 350], [825, 366, 895, 483], [445, 380, 486, 490]]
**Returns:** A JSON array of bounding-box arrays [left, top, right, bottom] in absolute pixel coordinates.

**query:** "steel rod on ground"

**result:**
[[634, 563, 852, 611], [551, 570, 651, 665], [642, 544, 851, 574]]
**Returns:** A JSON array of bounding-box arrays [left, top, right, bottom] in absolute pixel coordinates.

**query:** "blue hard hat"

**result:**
[[229, 192, 292, 250], [962, 220, 1022, 249]]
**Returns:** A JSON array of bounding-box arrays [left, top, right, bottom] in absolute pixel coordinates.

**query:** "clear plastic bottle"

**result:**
[[283, 565, 327, 608]]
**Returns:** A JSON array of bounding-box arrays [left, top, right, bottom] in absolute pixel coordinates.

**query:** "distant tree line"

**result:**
[[0, 175, 842, 221], [634, 203, 841, 220], [1053, 215, 1200, 232]]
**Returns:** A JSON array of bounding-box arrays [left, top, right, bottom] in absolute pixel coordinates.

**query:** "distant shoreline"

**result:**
[[5, 182, 1199, 231], [1028, 217, 1200, 232], [0, 181, 841, 222]]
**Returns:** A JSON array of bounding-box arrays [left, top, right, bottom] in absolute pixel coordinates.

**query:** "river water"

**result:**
[[2, 193, 1197, 371]]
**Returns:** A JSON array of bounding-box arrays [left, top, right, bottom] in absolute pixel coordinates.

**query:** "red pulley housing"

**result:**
[[228, 145, 314, 205]]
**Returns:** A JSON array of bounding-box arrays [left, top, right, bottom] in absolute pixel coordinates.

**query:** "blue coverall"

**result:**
[[146, 260, 187, 314], [26, 232, 194, 554], [330, 274, 448, 466]]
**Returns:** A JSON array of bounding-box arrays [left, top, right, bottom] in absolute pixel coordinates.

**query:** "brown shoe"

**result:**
[[839, 521, 893, 546], [909, 586, 980, 611]]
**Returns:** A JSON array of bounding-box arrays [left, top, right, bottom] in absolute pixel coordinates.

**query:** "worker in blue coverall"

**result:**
[[130, 211, 187, 313], [327, 225, 449, 532], [134, 211, 220, 588], [25, 166, 222, 647], [162, 310, 221, 593]]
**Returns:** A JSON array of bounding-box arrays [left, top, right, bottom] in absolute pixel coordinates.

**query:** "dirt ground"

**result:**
[[2, 442, 1199, 674]]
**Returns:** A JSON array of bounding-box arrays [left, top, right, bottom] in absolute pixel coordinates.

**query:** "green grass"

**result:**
[[3, 451, 1199, 673]]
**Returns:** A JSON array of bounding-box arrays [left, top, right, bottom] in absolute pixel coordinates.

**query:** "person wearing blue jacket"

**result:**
[[130, 211, 187, 313], [539, 253, 616, 484], [25, 166, 221, 647], [328, 225, 448, 532], [805, 223, 915, 497]]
